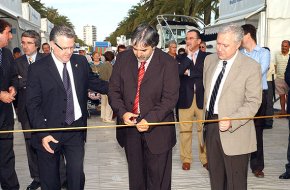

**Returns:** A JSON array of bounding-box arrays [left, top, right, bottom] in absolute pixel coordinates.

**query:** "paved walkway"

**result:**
[[13, 114, 290, 189]]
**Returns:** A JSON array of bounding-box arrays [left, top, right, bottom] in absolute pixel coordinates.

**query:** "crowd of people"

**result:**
[[1, 17, 290, 190]]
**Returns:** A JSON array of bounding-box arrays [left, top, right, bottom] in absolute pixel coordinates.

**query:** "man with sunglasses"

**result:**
[[199, 41, 207, 52], [26, 25, 108, 190]]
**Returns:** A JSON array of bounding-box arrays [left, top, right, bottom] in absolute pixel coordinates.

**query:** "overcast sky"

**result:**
[[41, 0, 140, 41]]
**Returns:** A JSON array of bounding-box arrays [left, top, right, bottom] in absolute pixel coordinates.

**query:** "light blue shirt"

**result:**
[[241, 45, 270, 90]]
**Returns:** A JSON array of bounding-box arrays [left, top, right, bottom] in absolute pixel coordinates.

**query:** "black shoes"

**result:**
[[279, 172, 290, 179], [26, 180, 40, 190]]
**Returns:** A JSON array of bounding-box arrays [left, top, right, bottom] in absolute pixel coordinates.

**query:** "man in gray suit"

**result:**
[[203, 24, 262, 189]]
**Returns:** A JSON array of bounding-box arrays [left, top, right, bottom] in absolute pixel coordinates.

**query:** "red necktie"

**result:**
[[132, 62, 146, 114]]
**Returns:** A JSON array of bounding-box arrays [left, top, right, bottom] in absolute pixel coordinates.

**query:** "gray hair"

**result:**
[[131, 23, 159, 48], [49, 25, 76, 42], [22, 30, 41, 48], [218, 24, 244, 43], [168, 40, 177, 46]]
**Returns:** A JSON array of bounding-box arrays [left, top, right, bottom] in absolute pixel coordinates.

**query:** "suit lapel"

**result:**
[[220, 52, 242, 96], [35, 53, 42, 62], [129, 53, 138, 82], [20, 56, 29, 71], [205, 56, 219, 101], [195, 52, 203, 65], [141, 50, 161, 85], [70, 56, 82, 99], [47, 55, 65, 91]]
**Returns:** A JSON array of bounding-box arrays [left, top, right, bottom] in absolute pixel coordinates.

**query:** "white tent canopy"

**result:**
[[204, 0, 290, 56]]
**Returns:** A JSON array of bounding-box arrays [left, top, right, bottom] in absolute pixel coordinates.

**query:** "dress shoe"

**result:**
[[279, 172, 290, 179], [253, 170, 264, 178], [182, 163, 190, 170], [26, 180, 40, 190], [203, 163, 209, 170]]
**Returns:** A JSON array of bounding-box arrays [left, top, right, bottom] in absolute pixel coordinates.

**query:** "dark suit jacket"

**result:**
[[284, 57, 290, 114], [26, 54, 108, 150], [0, 48, 18, 138], [108, 48, 180, 154], [15, 53, 44, 124], [177, 51, 208, 109]]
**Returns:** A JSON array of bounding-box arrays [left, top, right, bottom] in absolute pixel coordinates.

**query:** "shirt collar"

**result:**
[[242, 44, 261, 54], [221, 50, 239, 65], [26, 52, 37, 62], [139, 49, 155, 67], [51, 51, 71, 66]]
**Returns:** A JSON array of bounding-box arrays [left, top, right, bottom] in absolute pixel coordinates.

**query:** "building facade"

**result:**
[[83, 25, 97, 46]]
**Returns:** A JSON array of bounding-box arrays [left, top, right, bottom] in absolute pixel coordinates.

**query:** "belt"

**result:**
[[203, 112, 218, 143], [207, 114, 218, 121], [205, 111, 218, 120]]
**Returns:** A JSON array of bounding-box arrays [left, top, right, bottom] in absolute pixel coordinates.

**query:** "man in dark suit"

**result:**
[[108, 24, 179, 190], [0, 19, 20, 190], [177, 29, 208, 170], [15, 30, 44, 190], [26, 25, 108, 190], [16, 30, 67, 190], [280, 56, 290, 179]]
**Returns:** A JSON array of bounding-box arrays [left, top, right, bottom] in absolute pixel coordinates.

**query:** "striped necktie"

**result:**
[[207, 61, 227, 118], [29, 57, 33, 64], [132, 61, 146, 114]]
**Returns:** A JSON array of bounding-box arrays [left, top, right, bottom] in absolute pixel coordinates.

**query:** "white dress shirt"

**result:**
[[52, 52, 82, 121], [206, 51, 238, 114]]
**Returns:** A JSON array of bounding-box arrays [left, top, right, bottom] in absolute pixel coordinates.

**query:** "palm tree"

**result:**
[[21, 0, 75, 28], [22, 0, 46, 16], [109, 0, 220, 45]]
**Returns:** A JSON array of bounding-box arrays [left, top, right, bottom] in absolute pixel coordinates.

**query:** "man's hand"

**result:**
[[136, 119, 149, 132], [219, 117, 231, 131], [184, 69, 190, 76], [42, 135, 59, 154], [123, 112, 139, 125], [0, 91, 15, 103], [8, 86, 17, 97]]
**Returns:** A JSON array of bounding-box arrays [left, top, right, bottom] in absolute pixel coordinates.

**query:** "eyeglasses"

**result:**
[[200, 46, 206, 49], [54, 42, 74, 51], [21, 42, 35, 46]]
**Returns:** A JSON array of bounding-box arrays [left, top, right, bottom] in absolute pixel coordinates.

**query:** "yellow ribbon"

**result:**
[[1, 114, 288, 134]]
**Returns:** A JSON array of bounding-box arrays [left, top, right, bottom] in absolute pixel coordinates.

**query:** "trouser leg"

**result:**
[[0, 109, 19, 190], [124, 132, 146, 190], [250, 91, 267, 171], [193, 96, 207, 165], [62, 131, 85, 190], [37, 149, 61, 190], [179, 102, 194, 163], [146, 142, 172, 190]]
